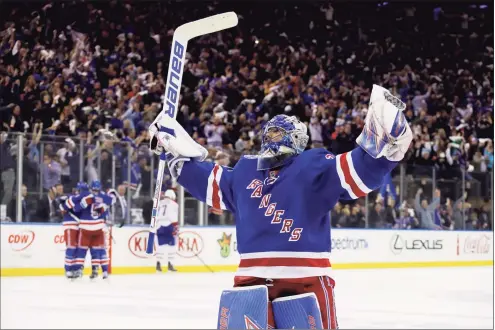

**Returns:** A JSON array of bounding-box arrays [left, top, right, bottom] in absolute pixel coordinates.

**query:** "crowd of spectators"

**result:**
[[0, 1, 493, 229]]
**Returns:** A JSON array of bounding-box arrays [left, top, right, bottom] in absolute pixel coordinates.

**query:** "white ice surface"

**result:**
[[1, 267, 493, 329]]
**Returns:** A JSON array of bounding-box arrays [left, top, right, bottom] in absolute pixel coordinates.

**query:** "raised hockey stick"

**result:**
[[146, 12, 239, 255]]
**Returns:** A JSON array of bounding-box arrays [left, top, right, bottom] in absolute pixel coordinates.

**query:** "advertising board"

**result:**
[[1, 224, 492, 276]]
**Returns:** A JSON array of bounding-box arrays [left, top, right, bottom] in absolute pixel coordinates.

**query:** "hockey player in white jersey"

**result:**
[[154, 189, 179, 272]]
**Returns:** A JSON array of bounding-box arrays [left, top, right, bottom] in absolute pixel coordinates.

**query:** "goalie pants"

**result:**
[[234, 275, 338, 329], [75, 229, 109, 272]]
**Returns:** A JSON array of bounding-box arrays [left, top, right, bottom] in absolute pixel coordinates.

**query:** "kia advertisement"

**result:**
[[177, 231, 204, 258], [128, 230, 157, 258], [127, 230, 204, 259]]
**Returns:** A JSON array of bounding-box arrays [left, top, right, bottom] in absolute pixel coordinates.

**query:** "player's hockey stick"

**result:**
[[194, 252, 215, 273], [146, 12, 239, 255]]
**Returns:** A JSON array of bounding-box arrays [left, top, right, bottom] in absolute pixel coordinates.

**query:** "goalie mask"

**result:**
[[257, 115, 309, 170]]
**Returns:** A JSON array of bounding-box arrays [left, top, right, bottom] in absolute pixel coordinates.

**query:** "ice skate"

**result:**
[[89, 266, 98, 280], [71, 269, 83, 281], [168, 261, 177, 272]]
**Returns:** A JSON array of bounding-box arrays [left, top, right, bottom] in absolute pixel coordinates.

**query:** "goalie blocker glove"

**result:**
[[149, 114, 208, 161]]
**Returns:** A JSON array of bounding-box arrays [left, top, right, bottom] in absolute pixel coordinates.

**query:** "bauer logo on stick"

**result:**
[[164, 41, 185, 118]]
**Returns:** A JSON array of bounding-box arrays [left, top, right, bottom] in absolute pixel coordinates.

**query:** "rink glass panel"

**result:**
[[0, 132, 492, 230]]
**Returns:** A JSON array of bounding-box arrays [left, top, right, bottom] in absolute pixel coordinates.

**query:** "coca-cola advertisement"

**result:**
[[457, 234, 492, 255]]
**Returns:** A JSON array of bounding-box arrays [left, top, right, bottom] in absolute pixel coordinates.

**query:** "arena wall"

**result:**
[[1, 224, 492, 276]]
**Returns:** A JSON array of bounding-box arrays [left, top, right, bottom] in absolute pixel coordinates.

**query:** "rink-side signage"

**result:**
[[456, 233, 491, 255], [389, 234, 443, 255], [7, 230, 35, 252], [128, 230, 158, 258], [0, 225, 492, 276]]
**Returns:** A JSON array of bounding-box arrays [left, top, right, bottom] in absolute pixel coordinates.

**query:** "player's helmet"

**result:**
[[90, 180, 102, 192], [257, 115, 309, 170], [75, 181, 89, 193], [163, 189, 176, 201]]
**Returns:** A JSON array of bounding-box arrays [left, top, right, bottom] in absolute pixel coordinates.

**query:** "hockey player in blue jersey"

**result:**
[[73, 180, 114, 280], [149, 84, 413, 329], [58, 181, 88, 279]]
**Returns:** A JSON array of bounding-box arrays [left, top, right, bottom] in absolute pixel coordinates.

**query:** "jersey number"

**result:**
[[90, 203, 103, 219]]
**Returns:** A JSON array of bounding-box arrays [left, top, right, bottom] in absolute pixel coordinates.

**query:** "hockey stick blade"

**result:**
[[175, 12, 238, 40], [146, 232, 155, 255]]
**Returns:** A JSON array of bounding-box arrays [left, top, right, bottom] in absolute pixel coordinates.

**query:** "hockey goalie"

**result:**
[[149, 84, 412, 329]]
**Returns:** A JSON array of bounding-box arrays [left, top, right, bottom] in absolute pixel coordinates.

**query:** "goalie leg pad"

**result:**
[[272, 293, 323, 329], [217, 285, 269, 329]]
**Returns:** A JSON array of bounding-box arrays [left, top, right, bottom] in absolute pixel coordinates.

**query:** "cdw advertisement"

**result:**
[[0, 224, 492, 276]]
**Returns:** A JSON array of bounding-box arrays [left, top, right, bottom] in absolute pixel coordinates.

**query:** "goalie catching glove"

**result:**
[[356, 84, 412, 162], [149, 114, 208, 180]]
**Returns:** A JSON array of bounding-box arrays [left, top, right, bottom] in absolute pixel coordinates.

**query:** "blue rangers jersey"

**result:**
[[75, 192, 115, 231], [58, 193, 85, 230], [177, 147, 396, 279]]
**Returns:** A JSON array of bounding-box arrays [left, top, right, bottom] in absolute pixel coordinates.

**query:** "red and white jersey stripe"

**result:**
[[236, 251, 332, 279], [335, 151, 371, 199], [79, 220, 106, 231], [65, 197, 75, 209], [62, 222, 79, 230], [207, 164, 227, 210], [62, 212, 79, 230]]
